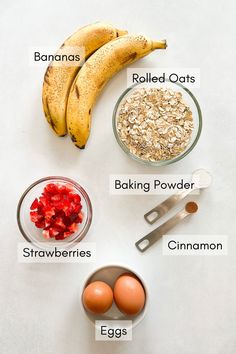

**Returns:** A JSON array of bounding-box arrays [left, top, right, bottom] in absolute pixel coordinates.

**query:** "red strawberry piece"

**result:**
[[49, 228, 59, 238], [65, 183, 73, 192], [75, 213, 83, 224], [62, 216, 72, 226], [45, 183, 59, 194], [55, 233, 66, 240], [68, 193, 75, 202], [52, 226, 64, 234], [77, 212, 84, 223], [44, 207, 55, 219], [51, 194, 61, 202], [62, 194, 69, 201], [30, 198, 39, 210], [42, 229, 50, 239], [30, 211, 37, 222], [72, 194, 81, 204], [68, 223, 78, 233], [37, 204, 43, 213], [63, 231, 73, 238], [39, 196, 48, 206], [64, 205, 72, 217], [61, 204, 70, 214], [30, 211, 42, 223], [44, 220, 51, 228], [56, 210, 66, 218], [35, 220, 46, 228], [73, 203, 82, 214], [68, 213, 78, 223], [57, 185, 67, 194], [54, 217, 66, 230]]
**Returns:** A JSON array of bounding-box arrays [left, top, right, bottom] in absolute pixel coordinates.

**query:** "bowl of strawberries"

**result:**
[[17, 176, 92, 248]]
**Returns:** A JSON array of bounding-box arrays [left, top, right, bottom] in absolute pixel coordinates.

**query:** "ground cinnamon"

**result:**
[[185, 201, 198, 213]]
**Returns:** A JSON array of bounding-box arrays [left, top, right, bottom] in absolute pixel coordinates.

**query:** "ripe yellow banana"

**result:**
[[42, 22, 127, 136], [66, 35, 167, 148]]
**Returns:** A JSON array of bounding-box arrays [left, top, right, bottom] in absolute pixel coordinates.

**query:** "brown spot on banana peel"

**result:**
[[70, 134, 79, 144], [120, 52, 137, 65], [97, 80, 106, 90], [75, 85, 80, 99], [44, 69, 51, 86], [70, 134, 85, 149]]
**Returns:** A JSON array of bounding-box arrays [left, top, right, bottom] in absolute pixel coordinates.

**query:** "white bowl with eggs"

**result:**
[[81, 264, 148, 329]]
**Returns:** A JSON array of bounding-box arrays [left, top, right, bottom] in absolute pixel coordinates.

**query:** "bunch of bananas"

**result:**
[[42, 22, 167, 149]]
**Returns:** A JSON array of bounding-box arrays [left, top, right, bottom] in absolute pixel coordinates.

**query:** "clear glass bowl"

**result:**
[[113, 81, 202, 166], [17, 176, 92, 249]]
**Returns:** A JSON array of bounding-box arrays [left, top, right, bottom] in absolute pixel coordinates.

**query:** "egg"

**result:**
[[82, 281, 113, 314], [114, 273, 146, 315]]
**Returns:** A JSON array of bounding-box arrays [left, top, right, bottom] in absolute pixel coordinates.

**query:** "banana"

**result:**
[[66, 34, 167, 148], [42, 22, 127, 136]]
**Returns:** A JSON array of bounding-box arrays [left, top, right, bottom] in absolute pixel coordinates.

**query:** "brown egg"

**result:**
[[82, 281, 113, 314], [114, 274, 146, 315]]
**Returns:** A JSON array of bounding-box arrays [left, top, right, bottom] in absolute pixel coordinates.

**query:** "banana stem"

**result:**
[[152, 40, 167, 50]]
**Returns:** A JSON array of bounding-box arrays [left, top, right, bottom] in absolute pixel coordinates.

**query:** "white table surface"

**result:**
[[1, 0, 236, 353]]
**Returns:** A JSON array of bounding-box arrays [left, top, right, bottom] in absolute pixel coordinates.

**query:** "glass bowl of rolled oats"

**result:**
[[113, 82, 202, 166]]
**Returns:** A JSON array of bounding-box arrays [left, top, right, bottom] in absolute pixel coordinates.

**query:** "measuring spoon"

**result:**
[[136, 202, 198, 253], [144, 169, 212, 225]]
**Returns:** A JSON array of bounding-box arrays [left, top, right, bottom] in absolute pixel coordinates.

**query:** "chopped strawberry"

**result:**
[[63, 231, 73, 238], [51, 194, 61, 202], [49, 228, 59, 238], [55, 233, 66, 240], [45, 183, 58, 194], [72, 194, 81, 204], [73, 203, 82, 214], [54, 217, 66, 230], [68, 213, 78, 223], [42, 230, 50, 239], [44, 220, 51, 228], [78, 212, 84, 222], [30, 198, 39, 210], [68, 223, 78, 232], [35, 220, 45, 229], [75, 212, 83, 224], [44, 207, 55, 219], [57, 185, 67, 194], [65, 183, 73, 192], [39, 196, 48, 206], [30, 211, 42, 223]]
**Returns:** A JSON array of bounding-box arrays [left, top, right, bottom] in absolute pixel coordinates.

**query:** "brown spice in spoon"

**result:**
[[185, 201, 198, 214]]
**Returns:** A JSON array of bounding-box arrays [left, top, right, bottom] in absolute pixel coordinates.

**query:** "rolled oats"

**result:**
[[117, 87, 194, 161]]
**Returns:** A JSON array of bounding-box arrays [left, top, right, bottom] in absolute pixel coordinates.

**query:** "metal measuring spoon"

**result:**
[[144, 169, 212, 225], [136, 202, 198, 253]]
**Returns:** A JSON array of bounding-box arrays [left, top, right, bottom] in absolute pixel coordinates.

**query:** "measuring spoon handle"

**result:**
[[144, 188, 195, 225], [136, 209, 189, 252]]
